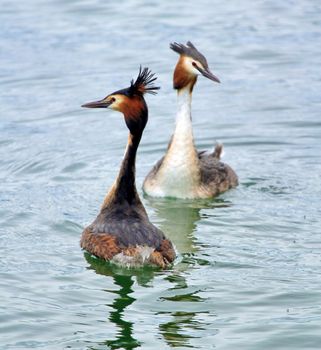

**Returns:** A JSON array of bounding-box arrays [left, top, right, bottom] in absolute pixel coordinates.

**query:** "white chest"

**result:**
[[145, 89, 201, 198]]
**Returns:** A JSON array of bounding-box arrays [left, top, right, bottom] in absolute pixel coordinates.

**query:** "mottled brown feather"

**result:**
[[198, 151, 238, 196], [149, 251, 166, 268], [157, 239, 176, 264], [80, 228, 121, 260], [81, 226, 174, 268]]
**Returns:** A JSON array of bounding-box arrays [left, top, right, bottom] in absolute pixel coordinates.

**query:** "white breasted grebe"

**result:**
[[143, 41, 238, 199], [81, 67, 176, 268]]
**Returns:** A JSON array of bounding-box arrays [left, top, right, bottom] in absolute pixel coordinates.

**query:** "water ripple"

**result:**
[[1, 0, 321, 349]]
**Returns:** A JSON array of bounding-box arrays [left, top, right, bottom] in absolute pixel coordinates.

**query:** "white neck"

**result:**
[[174, 86, 193, 138], [150, 85, 200, 197]]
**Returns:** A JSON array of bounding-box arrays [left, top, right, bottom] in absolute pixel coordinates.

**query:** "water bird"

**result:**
[[81, 67, 176, 268], [143, 41, 238, 199]]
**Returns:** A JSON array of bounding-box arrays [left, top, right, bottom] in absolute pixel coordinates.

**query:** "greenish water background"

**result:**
[[1, 0, 321, 349]]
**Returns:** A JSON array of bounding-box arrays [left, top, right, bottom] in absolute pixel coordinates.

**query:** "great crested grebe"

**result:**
[[143, 41, 238, 199], [81, 67, 176, 268]]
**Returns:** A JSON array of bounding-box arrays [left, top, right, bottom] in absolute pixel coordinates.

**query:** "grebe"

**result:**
[[81, 67, 176, 268], [143, 41, 238, 199]]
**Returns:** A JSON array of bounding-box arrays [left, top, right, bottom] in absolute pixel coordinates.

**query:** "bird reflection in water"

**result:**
[[145, 196, 228, 347], [84, 253, 155, 349], [83, 197, 229, 349], [157, 270, 214, 348], [145, 196, 230, 257]]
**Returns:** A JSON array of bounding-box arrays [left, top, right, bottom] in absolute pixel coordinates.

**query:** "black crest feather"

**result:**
[[129, 66, 160, 96], [170, 41, 209, 69]]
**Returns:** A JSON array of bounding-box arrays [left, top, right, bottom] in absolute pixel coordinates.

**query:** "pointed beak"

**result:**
[[81, 98, 112, 108], [195, 66, 220, 83]]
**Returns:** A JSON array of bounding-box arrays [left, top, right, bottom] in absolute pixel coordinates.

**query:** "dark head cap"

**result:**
[[81, 67, 159, 133], [82, 66, 160, 109], [170, 41, 220, 87], [170, 41, 209, 69]]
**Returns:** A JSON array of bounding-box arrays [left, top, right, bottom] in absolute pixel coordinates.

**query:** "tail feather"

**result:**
[[212, 142, 223, 159]]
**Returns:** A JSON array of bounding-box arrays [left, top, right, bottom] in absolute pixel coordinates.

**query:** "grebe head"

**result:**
[[82, 67, 159, 133], [170, 41, 220, 91]]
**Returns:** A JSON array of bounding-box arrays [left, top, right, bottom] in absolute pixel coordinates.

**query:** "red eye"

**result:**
[[111, 97, 116, 102]]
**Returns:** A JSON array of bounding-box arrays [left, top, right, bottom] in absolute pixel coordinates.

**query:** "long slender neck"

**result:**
[[153, 83, 201, 195], [175, 86, 193, 133], [114, 131, 142, 202], [161, 84, 200, 169], [169, 84, 197, 149], [102, 126, 144, 210]]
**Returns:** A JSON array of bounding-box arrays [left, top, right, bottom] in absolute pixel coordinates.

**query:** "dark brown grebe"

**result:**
[[81, 67, 176, 268], [143, 42, 238, 199]]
